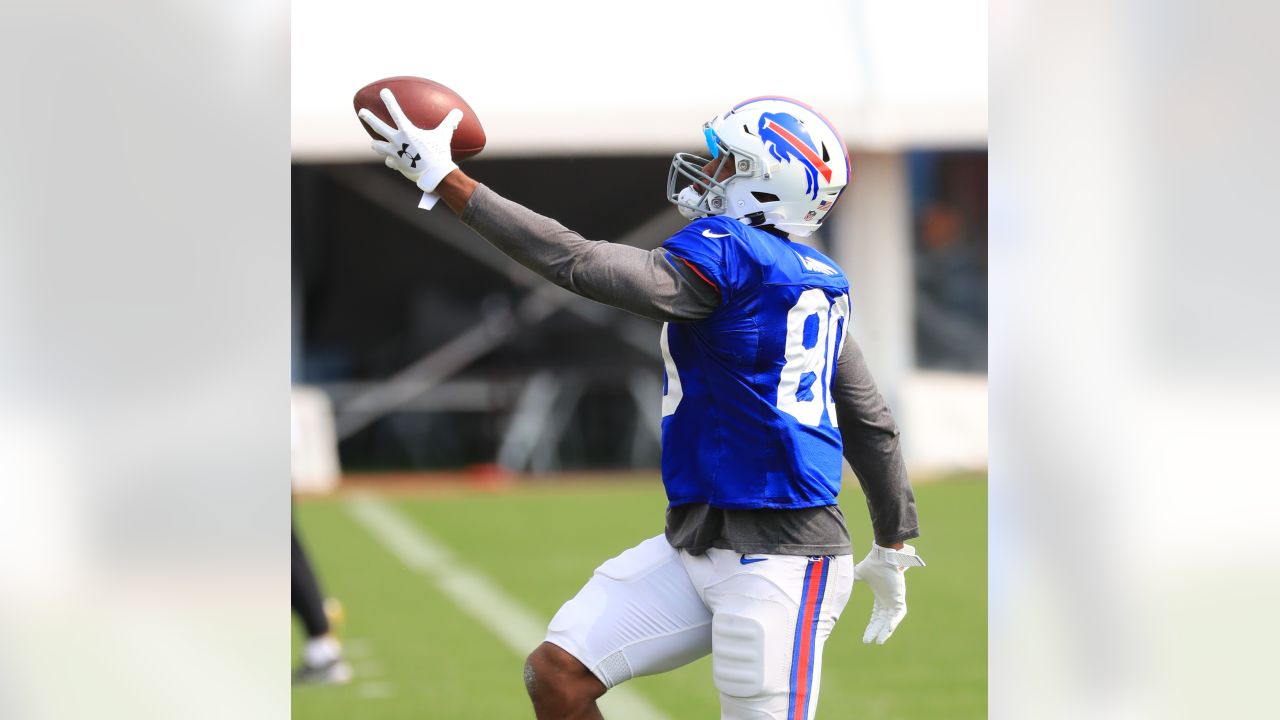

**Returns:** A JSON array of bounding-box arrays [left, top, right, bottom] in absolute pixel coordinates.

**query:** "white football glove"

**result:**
[[853, 543, 926, 645], [357, 88, 463, 209]]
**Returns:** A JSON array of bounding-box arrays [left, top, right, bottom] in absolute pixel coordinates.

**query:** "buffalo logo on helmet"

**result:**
[[758, 112, 834, 200]]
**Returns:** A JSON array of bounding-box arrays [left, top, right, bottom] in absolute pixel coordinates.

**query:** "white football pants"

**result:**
[[545, 534, 854, 720]]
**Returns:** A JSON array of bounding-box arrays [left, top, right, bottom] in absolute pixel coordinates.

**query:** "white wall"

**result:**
[[292, 0, 987, 159]]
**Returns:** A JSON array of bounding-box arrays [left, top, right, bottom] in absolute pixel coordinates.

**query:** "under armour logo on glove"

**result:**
[[397, 143, 422, 168], [358, 88, 463, 201]]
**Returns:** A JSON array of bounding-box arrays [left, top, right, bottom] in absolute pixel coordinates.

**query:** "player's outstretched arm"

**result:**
[[360, 91, 719, 323], [438, 172, 720, 324], [831, 331, 925, 644]]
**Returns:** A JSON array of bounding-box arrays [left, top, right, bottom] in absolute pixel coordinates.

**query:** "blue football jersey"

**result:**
[[659, 215, 851, 510]]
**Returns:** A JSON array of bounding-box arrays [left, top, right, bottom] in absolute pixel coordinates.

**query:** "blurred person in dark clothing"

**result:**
[[291, 402, 350, 685], [292, 522, 350, 685], [915, 203, 988, 370]]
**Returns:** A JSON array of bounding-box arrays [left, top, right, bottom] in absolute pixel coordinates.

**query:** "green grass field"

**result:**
[[292, 473, 986, 718]]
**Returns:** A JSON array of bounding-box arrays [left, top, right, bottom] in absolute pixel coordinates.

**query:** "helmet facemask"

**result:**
[[667, 124, 738, 220]]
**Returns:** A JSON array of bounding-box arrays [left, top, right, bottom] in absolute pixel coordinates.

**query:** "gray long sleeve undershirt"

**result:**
[[461, 184, 721, 323], [460, 184, 918, 553]]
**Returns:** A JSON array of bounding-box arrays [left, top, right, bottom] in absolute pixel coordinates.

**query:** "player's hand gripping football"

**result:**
[[358, 88, 463, 203], [854, 543, 926, 644]]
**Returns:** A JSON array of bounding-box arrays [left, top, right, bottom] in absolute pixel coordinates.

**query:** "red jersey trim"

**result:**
[[674, 255, 720, 293]]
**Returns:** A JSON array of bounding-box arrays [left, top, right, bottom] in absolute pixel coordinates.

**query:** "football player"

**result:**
[[292, 524, 352, 684], [359, 92, 923, 720]]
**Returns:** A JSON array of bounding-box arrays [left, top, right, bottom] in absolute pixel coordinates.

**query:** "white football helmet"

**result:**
[[667, 96, 851, 237]]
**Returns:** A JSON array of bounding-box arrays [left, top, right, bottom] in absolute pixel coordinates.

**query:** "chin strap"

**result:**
[[676, 186, 708, 220]]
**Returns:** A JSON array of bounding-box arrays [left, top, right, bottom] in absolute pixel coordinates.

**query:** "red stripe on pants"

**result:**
[[792, 557, 825, 720]]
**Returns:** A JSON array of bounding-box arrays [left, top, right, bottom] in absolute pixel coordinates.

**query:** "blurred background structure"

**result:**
[[291, 0, 987, 481]]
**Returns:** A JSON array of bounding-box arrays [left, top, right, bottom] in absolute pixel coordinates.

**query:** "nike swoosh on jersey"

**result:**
[[702, 229, 732, 238], [740, 555, 768, 564]]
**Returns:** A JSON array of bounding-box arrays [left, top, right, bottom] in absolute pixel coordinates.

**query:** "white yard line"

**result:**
[[357, 682, 396, 700], [346, 494, 670, 720]]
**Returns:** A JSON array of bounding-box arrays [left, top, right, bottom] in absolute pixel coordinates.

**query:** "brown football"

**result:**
[[353, 76, 486, 161]]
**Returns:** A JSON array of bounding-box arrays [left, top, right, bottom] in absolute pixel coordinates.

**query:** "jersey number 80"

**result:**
[[661, 289, 850, 428]]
